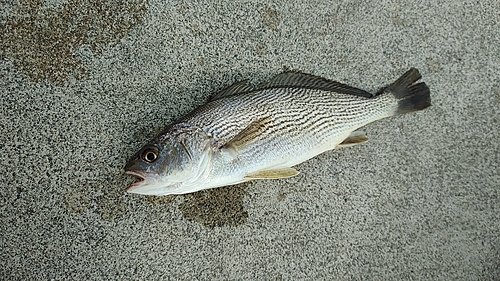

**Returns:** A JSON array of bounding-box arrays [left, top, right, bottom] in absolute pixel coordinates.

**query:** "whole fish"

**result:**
[[125, 68, 430, 195]]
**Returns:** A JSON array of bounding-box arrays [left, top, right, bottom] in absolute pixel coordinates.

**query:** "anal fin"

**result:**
[[244, 168, 299, 179], [336, 131, 368, 148]]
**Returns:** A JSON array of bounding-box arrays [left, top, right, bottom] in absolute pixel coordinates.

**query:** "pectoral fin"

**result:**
[[244, 168, 299, 179], [336, 131, 368, 148], [222, 117, 271, 151]]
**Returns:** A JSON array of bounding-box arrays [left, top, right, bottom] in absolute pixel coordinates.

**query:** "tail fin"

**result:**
[[383, 68, 431, 115]]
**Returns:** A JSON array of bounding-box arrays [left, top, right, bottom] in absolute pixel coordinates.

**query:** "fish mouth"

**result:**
[[125, 170, 186, 195], [125, 171, 149, 191], [125, 170, 173, 195]]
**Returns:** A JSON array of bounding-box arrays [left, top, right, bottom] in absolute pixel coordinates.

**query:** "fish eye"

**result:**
[[141, 147, 159, 163]]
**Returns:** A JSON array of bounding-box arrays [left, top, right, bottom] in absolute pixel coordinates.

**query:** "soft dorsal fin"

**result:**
[[265, 71, 374, 98], [209, 79, 254, 101]]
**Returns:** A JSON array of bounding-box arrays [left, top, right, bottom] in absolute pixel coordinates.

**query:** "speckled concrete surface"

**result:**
[[1, 0, 499, 280]]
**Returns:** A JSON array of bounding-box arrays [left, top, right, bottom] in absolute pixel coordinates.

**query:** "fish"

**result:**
[[125, 68, 431, 196]]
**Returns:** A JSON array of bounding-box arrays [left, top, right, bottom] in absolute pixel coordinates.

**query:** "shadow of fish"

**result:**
[[125, 68, 430, 195]]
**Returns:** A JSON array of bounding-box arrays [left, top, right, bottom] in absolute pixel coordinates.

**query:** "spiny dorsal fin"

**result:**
[[264, 71, 374, 98], [209, 79, 254, 101], [244, 167, 299, 179]]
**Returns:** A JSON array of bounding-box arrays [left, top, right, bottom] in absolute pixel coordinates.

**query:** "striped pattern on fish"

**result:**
[[125, 68, 431, 195]]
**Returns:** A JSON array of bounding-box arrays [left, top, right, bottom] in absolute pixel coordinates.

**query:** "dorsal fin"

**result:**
[[209, 79, 254, 101], [264, 71, 374, 98]]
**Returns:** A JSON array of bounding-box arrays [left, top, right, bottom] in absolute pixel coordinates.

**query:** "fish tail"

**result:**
[[382, 68, 431, 115]]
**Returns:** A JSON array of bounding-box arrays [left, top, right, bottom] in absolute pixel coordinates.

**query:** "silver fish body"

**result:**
[[125, 68, 430, 195]]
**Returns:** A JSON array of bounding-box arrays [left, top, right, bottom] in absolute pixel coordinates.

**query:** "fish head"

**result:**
[[125, 125, 211, 195]]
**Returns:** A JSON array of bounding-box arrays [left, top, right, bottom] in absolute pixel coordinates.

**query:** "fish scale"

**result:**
[[125, 68, 431, 195], [186, 88, 393, 146]]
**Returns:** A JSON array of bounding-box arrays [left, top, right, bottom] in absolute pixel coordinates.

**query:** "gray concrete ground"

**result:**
[[1, 0, 499, 280]]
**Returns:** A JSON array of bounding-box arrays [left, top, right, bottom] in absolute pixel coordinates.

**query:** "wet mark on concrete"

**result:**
[[97, 191, 126, 222], [465, 104, 476, 117], [253, 42, 268, 57], [392, 15, 408, 27], [197, 57, 205, 66], [276, 191, 287, 202], [262, 7, 281, 30], [146, 195, 177, 205], [178, 184, 249, 228], [0, 0, 148, 83], [492, 86, 500, 104], [64, 188, 91, 213], [426, 58, 442, 72]]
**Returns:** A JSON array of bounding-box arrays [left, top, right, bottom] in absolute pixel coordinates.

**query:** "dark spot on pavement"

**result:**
[[263, 7, 280, 30], [179, 184, 249, 228], [146, 195, 177, 205], [64, 188, 90, 214], [277, 192, 287, 201], [253, 42, 268, 57], [493, 86, 500, 104], [391, 15, 408, 27], [97, 191, 126, 222], [426, 58, 442, 72], [0, 0, 148, 83]]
